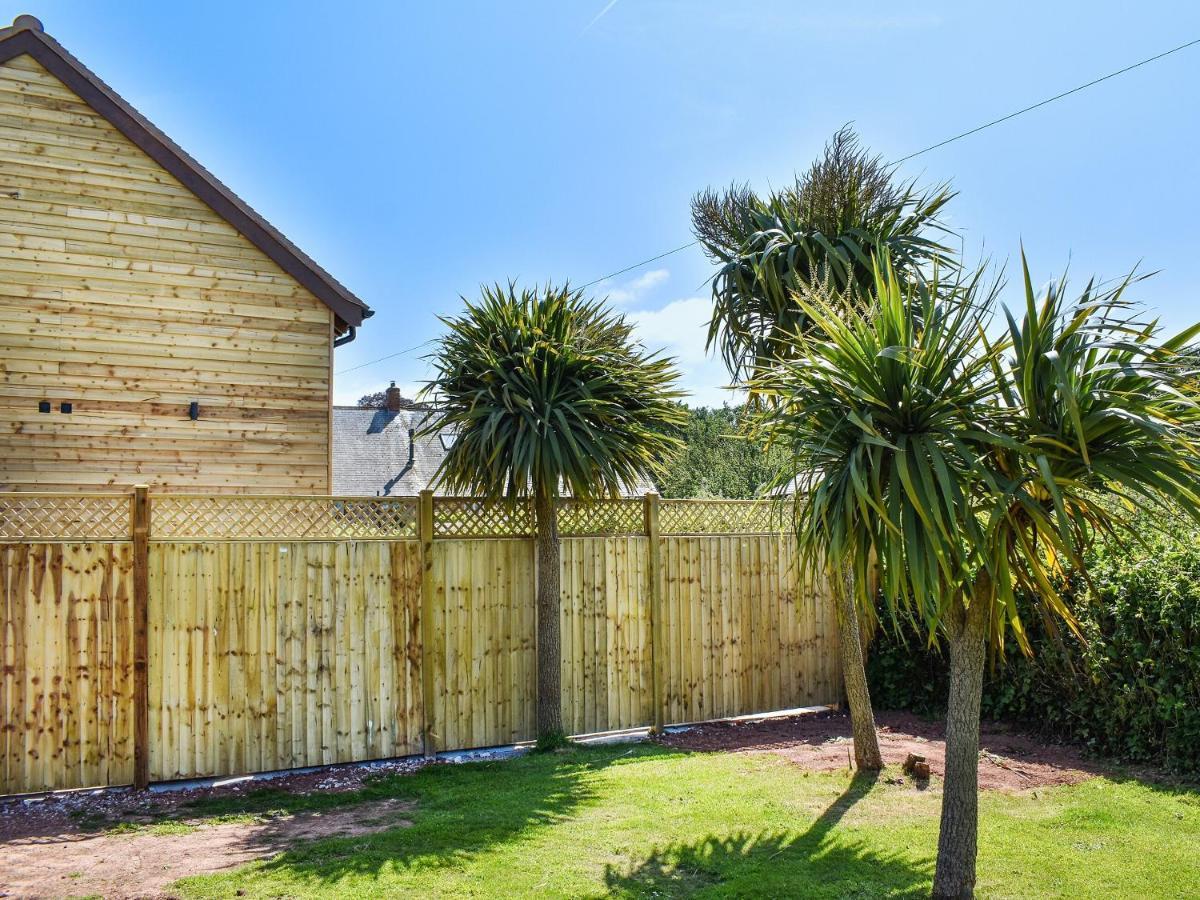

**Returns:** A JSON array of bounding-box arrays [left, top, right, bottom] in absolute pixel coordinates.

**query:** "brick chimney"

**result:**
[[385, 381, 403, 412]]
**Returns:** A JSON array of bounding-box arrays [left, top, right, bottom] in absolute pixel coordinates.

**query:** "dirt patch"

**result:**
[[658, 709, 1105, 791], [0, 798, 412, 899], [0, 758, 424, 899], [0, 756, 424, 843]]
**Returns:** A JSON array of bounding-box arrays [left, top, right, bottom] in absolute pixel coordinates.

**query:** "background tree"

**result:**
[[756, 255, 1200, 897], [422, 283, 684, 744], [691, 126, 952, 771], [357, 390, 388, 407], [655, 404, 789, 499]]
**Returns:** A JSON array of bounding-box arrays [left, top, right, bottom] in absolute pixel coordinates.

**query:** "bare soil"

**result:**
[[0, 799, 412, 899], [658, 709, 1105, 790], [0, 758, 423, 899]]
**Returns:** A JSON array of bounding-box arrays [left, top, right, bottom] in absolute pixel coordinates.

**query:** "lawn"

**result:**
[[173, 741, 1200, 899]]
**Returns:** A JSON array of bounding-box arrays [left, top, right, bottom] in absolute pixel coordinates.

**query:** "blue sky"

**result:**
[[15, 1, 1200, 405]]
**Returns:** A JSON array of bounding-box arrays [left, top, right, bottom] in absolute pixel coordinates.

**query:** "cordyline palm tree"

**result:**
[[754, 254, 1200, 898], [693, 125, 954, 384], [692, 126, 952, 771], [421, 283, 685, 744]]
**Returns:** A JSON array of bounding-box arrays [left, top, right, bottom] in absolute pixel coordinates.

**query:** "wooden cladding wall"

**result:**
[[1, 493, 840, 795], [0, 54, 334, 493], [1, 542, 136, 793]]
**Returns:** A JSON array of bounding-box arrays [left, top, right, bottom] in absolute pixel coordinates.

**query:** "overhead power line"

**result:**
[[890, 35, 1200, 164], [338, 33, 1200, 378], [335, 339, 432, 376], [576, 240, 699, 290], [576, 34, 1200, 291]]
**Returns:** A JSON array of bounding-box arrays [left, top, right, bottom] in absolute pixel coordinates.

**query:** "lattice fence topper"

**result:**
[[433, 496, 535, 538], [557, 498, 645, 536], [151, 496, 419, 540], [0, 493, 132, 541], [658, 499, 791, 535]]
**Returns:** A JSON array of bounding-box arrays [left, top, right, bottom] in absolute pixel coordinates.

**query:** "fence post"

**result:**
[[418, 490, 437, 758], [131, 484, 150, 790], [644, 492, 665, 733]]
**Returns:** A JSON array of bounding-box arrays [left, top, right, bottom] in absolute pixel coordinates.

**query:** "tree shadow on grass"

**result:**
[[174, 743, 679, 893], [602, 771, 932, 898]]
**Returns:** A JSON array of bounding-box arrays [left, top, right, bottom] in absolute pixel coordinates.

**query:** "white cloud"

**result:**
[[595, 268, 670, 306], [630, 296, 709, 363], [629, 295, 740, 408]]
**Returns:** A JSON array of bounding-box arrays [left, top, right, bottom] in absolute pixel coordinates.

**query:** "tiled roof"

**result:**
[[331, 407, 655, 498], [332, 407, 442, 496]]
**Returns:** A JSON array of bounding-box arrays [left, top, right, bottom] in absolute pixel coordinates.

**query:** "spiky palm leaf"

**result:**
[[977, 254, 1200, 650], [752, 257, 1002, 639]]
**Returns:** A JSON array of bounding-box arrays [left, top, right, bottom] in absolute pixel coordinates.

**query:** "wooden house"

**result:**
[[0, 15, 372, 493]]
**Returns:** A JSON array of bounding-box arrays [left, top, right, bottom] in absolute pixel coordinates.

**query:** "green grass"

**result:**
[[104, 812, 263, 836], [171, 743, 1199, 899]]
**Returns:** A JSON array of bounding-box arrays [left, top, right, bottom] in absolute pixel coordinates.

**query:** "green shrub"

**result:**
[[866, 516, 1200, 775]]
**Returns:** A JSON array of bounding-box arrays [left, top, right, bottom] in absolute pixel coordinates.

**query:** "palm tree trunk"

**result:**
[[534, 491, 564, 741], [932, 594, 989, 899], [834, 565, 883, 770]]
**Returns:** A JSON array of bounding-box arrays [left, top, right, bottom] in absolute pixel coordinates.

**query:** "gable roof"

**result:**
[[332, 406, 656, 498], [0, 15, 372, 330]]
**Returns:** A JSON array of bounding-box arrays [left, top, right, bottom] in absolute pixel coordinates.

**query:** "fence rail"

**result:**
[[0, 492, 793, 542], [0, 489, 837, 796]]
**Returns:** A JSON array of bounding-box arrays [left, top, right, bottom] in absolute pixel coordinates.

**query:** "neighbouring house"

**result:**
[[332, 384, 448, 496], [333, 383, 654, 497], [0, 16, 372, 493]]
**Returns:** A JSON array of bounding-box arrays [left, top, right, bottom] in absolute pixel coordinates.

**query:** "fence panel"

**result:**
[[659, 534, 840, 725], [148, 540, 423, 781], [425, 538, 536, 751], [2, 492, 841, 795], [1, 542, 136, 793], [560, 536, 653, 735]]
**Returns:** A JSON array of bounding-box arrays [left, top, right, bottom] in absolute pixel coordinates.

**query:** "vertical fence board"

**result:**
[[557, 537, 653, 734], [1, 542, 135, 794], [655, 533, 842, 727], [426, 539, 536, 751]]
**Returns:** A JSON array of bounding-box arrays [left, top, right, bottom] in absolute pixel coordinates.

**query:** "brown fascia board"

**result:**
[[0, 19, 373, 330]]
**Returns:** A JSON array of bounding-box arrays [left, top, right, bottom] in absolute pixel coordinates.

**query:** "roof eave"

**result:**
[[0, 21, 373, 328]]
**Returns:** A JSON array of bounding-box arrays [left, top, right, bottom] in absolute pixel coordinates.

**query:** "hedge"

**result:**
[[866, 515, 1200, 775]]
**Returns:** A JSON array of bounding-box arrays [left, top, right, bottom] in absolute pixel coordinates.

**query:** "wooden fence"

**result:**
[[0, 490, 841, 795]]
